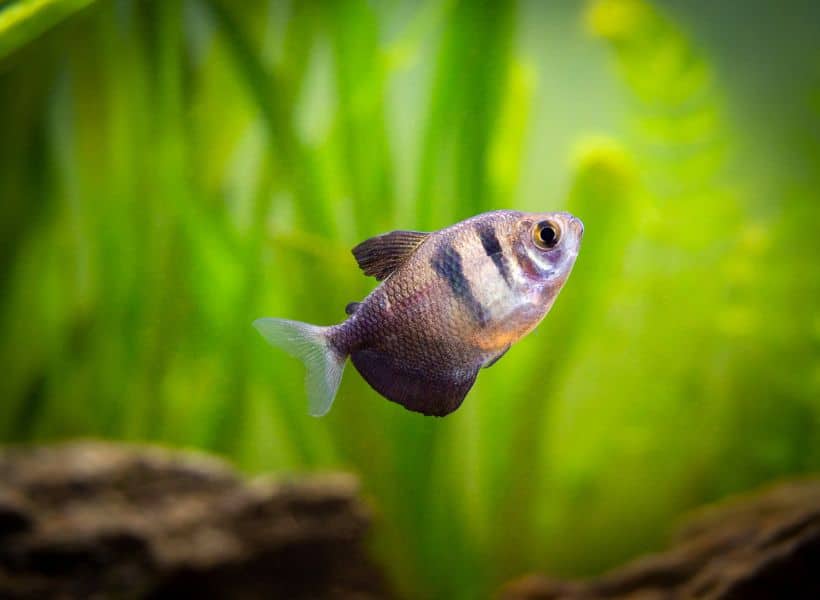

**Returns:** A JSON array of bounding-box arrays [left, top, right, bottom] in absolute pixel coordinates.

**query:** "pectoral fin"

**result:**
[[352, 230, 429, 280], [482, 345, 510, 369], [351, 348, 478, 416]]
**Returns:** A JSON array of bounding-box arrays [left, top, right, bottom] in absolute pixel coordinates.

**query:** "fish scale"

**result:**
[[255, 210, 584, 417]]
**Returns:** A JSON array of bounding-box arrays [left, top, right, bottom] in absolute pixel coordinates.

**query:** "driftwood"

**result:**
[[0, 442, 390, 599], [501, 479, 820, 599], [3, 441, 818, 599]]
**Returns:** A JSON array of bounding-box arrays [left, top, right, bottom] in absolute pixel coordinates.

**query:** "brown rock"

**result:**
[[501, 479, 820, 600], [0, 441, 390, 599]]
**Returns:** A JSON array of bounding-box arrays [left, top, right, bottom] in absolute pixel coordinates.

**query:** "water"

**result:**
[[0, 1, 818, 597]]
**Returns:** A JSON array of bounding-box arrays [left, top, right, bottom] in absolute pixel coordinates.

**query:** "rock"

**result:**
[[0, 442, 390, 599], [501, 479, 820, 600], [0, 490, 32, 539]]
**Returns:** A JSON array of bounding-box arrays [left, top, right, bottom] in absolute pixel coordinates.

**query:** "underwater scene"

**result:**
[[1, 0, 818, 598]]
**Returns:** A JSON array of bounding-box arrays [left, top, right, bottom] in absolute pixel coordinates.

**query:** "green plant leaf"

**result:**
[[0, 0, 96, 59]]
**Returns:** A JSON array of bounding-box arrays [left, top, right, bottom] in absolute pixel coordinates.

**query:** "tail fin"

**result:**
[[253, 318, 346, 417]]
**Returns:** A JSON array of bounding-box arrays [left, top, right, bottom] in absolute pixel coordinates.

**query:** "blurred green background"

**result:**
[[1, 0, 819, 597]]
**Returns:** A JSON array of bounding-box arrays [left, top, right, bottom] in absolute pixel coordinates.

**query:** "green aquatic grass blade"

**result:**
[[523, 0, 751, 575], [408, 1, 518, 596], [0, 0, 95, 59], [415, 0, 515, 229], [324, 0, 395, 236], [202, 0, 334, 236], [483, 138, 641, 580]]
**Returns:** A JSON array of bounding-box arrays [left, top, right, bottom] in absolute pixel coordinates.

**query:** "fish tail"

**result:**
[[253, 318, 346, 417]]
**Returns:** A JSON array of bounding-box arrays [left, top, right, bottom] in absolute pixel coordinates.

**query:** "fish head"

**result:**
[[512, 211, 584, 290]]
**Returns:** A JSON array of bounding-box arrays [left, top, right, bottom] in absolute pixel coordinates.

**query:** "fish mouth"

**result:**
[[552, 211, 584, 241]]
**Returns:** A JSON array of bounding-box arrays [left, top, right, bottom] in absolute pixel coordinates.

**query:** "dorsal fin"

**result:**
[[351, 230, 429, 281]]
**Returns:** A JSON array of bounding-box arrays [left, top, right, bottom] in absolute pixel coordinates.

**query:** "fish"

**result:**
[[254, 210, 584, 417]]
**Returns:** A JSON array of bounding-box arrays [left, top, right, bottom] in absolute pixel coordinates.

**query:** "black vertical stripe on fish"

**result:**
[[476, 224, 512, 287], [430, 244, 489, 326]]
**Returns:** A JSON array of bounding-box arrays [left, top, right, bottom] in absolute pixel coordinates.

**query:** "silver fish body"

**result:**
[[255, 210, 583, 417]]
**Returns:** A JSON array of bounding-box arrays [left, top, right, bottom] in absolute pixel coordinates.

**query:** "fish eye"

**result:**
[[533, 220, 560, 250]]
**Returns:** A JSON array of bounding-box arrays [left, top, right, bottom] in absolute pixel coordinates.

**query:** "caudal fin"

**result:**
[[253, 318, 346, 417]]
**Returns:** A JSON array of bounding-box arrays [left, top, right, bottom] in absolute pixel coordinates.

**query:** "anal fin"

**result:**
[[351, 348, 478, 417]]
